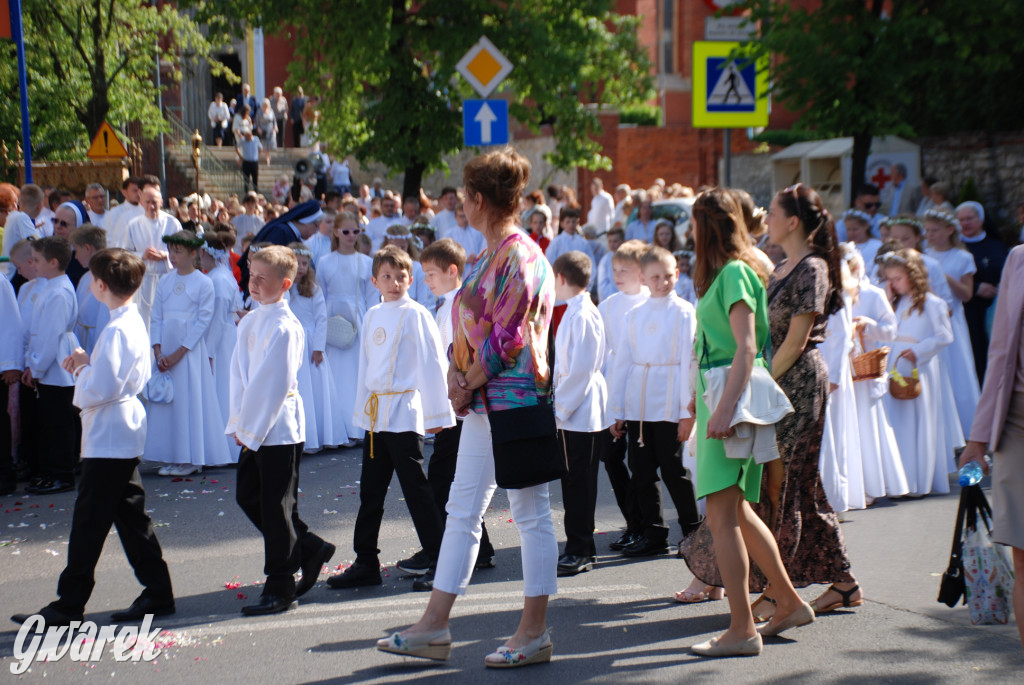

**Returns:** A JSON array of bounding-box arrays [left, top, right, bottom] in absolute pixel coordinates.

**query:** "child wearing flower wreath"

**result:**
[[879, 249, 955, 497]]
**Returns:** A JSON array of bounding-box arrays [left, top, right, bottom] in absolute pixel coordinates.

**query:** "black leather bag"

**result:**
[[937, 486, 972, 607], [485, 400, 566, 490]]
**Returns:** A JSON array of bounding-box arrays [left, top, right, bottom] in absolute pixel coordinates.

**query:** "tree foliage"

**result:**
[[0, 0, 234, 161], [736, 0, 1024, 195], [191, 0, 654, 194]]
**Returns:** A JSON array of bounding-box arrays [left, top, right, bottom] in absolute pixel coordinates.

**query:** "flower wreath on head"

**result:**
[[841, 208, 873, 224], [290, 246, 312, 257], [162, 233, 205, 249], [882, 216, 922, 231], [922, 208, 961, 233]]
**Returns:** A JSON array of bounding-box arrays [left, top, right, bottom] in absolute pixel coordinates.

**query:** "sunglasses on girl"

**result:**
[[339, 228, 362, 235]]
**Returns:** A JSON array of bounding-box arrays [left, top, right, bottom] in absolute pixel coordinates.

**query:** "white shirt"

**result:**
[[232, 214, 265, 253], [87, 209, 106, 228], [329, 160, 351, 187], [0, 277, 22, 372], [208, 101, 231, 126], [675, 274, 698, 306], [853, 238, 883, 269], [353, 294, 455, 436], [625, 219, 657, 244], [75, 272, 111, 355], [597, 288, 649, 375], [545, 231, 594, 267], [1, 211, 42, 277], [596, 252, 616, 303], [431, 209, 459, 238], [365, 214, 403, 253], [125, 213, 182, 277], [26, 274, 78, 386], [608, 293, 695, 422], [554, 292, 610, 432], [226, 299, 305, 450], [37, 208, 55, 237], [445, 224, 486, 258], [17, 279, 42, 355], [587, 189, 615, 234], [104, 202, 144, 249], [73, 303, 150, 459], [304, 232, 333, 268], [434, 286, 459, 375]]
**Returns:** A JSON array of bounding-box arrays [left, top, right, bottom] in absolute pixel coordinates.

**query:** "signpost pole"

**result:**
[[9, 0, 33, 183], [723, 129, 732, 186]]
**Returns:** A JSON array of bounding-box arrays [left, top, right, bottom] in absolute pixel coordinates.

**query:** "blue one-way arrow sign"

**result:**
[[463, 99, 508, 146]]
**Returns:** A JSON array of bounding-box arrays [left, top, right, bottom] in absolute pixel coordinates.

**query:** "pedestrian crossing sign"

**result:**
[[692, 41, 769, 128]]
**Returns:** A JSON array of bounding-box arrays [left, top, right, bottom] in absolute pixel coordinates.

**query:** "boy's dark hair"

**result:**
[[552, 251, 592, 289], [372, 244, 413, 278], [420, 238, 466, 275], [89, 248, 146, 298], [559, 205, 581, 221], [70, 224, 107, 251], [32, 236, 73, 270], [855, 183, 880, 199], [607, 227, 625, 240]]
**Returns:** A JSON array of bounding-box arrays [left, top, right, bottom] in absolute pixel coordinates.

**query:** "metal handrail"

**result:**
[[163, 109, 246, 197]]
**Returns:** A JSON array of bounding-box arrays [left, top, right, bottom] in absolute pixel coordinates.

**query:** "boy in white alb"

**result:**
[[22, 237, 80, 495], [70, 226, 111, 355], [417, 239, 494, 590], [609, 246, 701, 557], [11, 249, 174, 628], [597, 240, 649, 550], [551, 252, 610, 577], [227, 246, 336, 616], [328, 245, 455, 590], [0, 276, 22, 495]]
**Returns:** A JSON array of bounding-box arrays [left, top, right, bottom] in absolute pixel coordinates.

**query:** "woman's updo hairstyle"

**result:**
[[463, 146, 531, 221], [774, 183, 843, 317]]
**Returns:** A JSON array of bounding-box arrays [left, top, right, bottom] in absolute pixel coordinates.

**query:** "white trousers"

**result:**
[[432, 411, 559, 597]]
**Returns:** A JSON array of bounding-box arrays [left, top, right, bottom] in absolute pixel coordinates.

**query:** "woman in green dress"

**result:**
[[686, 189, 813, 657]]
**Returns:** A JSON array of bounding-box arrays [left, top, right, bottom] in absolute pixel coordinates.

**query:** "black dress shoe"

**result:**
[[621, 535, 669, 557], [396, 549, 433, 576], [11, 605, 83, 627], [412, 568, 435, 592], [296, 541, 336, 597], [609, 531, 636, 551], [557, 554, 595, 577], [241, 593, 297, 616], [110, 595, 176, 622], [326, 561, 382, 589], [27, 479, 75, 495]]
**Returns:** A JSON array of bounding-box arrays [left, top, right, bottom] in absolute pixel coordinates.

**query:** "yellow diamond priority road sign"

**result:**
[[456, 36, 513, 98]]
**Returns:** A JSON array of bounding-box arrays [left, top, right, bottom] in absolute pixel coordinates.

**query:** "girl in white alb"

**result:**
[[923, 210, 981, 434], [200, 231, 243, 460], [145, 233, 233, 476], [879, 250, 955, 497], [846, 248, 909, 502], [289, 243, 347, 452], [316, 212, 378, 441]]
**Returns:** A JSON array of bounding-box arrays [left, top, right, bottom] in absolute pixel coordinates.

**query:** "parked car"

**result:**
[[626, 198, 696, 246]]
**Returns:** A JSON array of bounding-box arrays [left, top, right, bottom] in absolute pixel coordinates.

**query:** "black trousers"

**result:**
[[55, 458, 172, 615], [36, 384, 77, 483], [241, 160, 259, 192], [236, 443, 325, 596], [353, 431, 444, 566], [964, 300, 992, 381], [18, 383, 41, 479], [427, 422, 493, 556], [559, 429, 601, 557], [626, 421, 701, 542], [275, 118, 286, 148], [292, 120, 304, 147], [1, 383, 13, 486], [600, 427, 641, 534]]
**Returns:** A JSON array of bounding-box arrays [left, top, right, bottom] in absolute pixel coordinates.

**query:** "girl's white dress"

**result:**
[[883, 293, 955, 496], [850, 282, 909, 499], [289, 282, 348, 451], [819, 296, 864, 512], [144, 269, 233, 467], [206, 264, 242, 459], [925, 247, 981, 434], [316, 251, 379, 439]]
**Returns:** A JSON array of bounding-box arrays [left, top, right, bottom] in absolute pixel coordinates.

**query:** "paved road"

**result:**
[[0, 445, 1020, 683]]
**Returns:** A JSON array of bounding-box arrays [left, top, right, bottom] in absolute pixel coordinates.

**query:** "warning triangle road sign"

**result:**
[[707, 58, 755, 110], [86, 122, 129, 159]]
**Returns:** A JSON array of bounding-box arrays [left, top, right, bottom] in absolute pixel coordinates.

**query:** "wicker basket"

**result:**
[[889, 357, 921, 400], [851, 332, 889, 382]]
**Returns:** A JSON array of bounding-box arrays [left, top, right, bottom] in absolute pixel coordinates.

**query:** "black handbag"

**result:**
[[483, 397, 567, 490], [937, 485, 972, 607]]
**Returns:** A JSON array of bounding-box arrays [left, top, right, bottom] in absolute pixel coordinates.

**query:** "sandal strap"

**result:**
[[830, 584, 860, 607]]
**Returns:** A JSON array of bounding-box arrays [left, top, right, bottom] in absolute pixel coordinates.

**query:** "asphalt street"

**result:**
[[0, 445, 1020, 683]]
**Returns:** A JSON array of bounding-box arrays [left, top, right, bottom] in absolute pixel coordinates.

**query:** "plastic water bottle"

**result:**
[[958, 461, 984, 487]]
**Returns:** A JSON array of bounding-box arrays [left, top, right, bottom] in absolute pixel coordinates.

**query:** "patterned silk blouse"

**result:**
[[452, 231, 555, 412]]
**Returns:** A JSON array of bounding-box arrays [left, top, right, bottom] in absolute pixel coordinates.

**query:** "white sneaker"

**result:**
[[167, 463, 200, 477], [157, 465, 175, 476]]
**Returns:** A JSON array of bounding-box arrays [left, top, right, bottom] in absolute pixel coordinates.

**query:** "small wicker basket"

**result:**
[[851, 331, 889, 382], [889, 356, 921, 400]]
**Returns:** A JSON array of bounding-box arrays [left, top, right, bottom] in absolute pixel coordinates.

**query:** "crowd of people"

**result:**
[[0, 146, 1021, 661]]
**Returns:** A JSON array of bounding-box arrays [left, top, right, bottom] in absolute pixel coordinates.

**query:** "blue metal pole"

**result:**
[[9, 0, 33, 183]]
